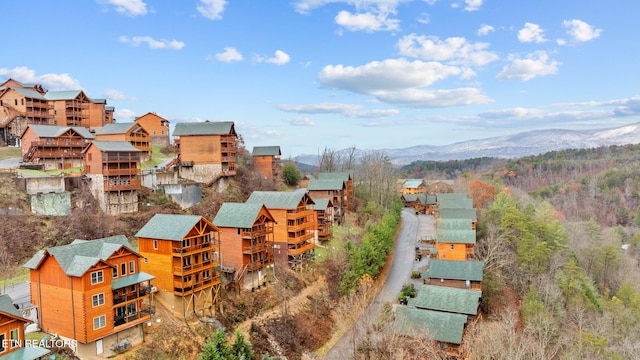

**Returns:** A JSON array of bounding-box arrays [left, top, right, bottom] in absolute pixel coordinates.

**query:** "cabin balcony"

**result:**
[[288, 241, 315, 256], [288, 232, 315, 245], [240, 227, 270, 239], [245, 256, 274, 271], [102, 167, 140, 176], [112, 286, 149, 305], [173, 274, 221, 295], [113, 305, 153, 329], [103, 179, 141, 191], [33, 139, 88, 148], [242, 242, 271, 254], [172, 241, 214, 256], [287, 209, 315, 221], [287, 221, 314, 233], [172, 256, 219, 276]]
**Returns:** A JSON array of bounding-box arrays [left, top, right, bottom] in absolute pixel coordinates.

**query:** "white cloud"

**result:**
[[518, 22, 546, 43], [0, 66, 82, 90], [215, 47, 243, 62], [477, 24, 494, 36], [375, 88, 492, 107], [335, 10, 400, 32], [279, 102, 362, 114], [464, 0, 483, 11], [347, 109, 400, 118], [283, 117, 316, 126], [103, 88, 128, 100], [417, 13, 430, 24], [397, 34, 498, 66], [319, 58, 466, 94], [497, 51, 560, 81], [114, 108, 137, 120], [119, 36, 184, 50], [293, 0, 405, 32], [102, 0, 147, 16], [563, 19, 602, 42], [266, 50, 291, 65], [197, 0, 227, 20]]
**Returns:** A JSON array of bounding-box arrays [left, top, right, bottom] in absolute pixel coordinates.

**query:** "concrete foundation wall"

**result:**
[[30, 192, 71, 216], [163, 184, 202, 209], [25, 176, 65, 194], [141, 169, 178, 189], [178, 164, 221, 184], [73, 324, 145, 359]]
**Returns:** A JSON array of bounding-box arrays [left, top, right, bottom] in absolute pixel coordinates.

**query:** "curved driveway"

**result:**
[[323, 208, 423, 359]]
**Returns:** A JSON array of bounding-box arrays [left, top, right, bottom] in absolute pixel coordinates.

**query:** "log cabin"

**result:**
[[421, 259, 484, 291], [213, 202, 276, 288], [95, 123, 151, 162], [82, 141, 141, 215], [45, 90, 109, 130], [135, 214, 222, 318], [170, 121, 238, 185], [401, 179, 426, 195], [313, 198, 334, 243], [251, 146, 281, 180], [134, 112, 170, 146], [317, 172, 354, 211], [245, 189, 315, 268], [306, 178, 346, 225], [20, 124, 94, 169], [0, 294, 51, 360], [436, 208, 477, 230], [0, 79, 51, 146], [23, 236, 154, 359]]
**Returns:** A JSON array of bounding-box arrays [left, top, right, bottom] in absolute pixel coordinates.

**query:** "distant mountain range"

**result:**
[[293, 122, 640, 166]]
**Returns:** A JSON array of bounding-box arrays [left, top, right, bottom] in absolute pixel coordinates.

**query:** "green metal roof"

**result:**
[[13, 87, 47, 100], [27, 124, 94, 139], [213, 203, 271, 228], [318, 172, 351, 181], [425, 259, 484, 281], [408, 285, 481, 315], [172, 121, 234, 136], [89, 141, 140, 152], [23, 235, 135, 277], [394, 306, 467, 344], [313, 198, 332, 210], [0, 294, 25, 319], [252, 146, 281, 156], [402, 194, 426, 204], [135, 214, 214, 241], [246, 189, 313, 209], [307, 178, 345, 191], [436, 218, 473, 231], [95, 122, 141, 135], [44, 90, 83, 100], [0, 345, 51, 360], [436, 229, 476, 244], [438, 198, 473, 209], [112, 272, 155, 290], [403, 179, 424, 189], [425, 180, 454, 185], [438, 208, 477, 221]]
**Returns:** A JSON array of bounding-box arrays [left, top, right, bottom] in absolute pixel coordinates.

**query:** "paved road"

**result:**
[[0, 157, 21, 169], [323, 208, 424, 359], [1, 281, 30, 309]]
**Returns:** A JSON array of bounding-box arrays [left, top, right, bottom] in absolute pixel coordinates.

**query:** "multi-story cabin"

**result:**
[[134, 112, 170, 146], [436, 193, 473, 210], [246, 189, 315, 268], [135, 214, 222, 317], [0, 294, 51, 360], [401, 179, 426, 195], [23, 236, 155, 359], [46, 90, 110, 130], [95, 123, 151, 162], [435, 226, 476, 261], [213, 203, 276, 286], [306, 177, 346, 225], [422, 259, 484, 290], [313, 198, 334, 243], [170, 121, 238, 185], [20, 124, 94, 169], [251, 146, 281, 180], [83, 141, 141, 215], [318, 172, 354, 211]]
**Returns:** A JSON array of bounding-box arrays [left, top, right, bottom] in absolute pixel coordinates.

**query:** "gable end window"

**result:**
[[91, 271, 104, 284]]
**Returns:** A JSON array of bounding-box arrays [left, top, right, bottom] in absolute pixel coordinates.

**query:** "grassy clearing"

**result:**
[[0, 146, 20, 160]]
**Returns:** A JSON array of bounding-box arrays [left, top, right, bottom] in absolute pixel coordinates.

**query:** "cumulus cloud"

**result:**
[[497, 51, 559, 81], [102, 0, 147, 16], [114, 108, 137, 120], [477, 24, 494, 36], [283, 117, 316, 126], [119, 36, 185, 50], [293, 0, 404, 32], [563, 19, 602, 42], [417, 13, 430, 24], [335, 10, 400, 32], [0, 66, 82, 91], [347, 109, 400, 118], [518, 22, 546, 43], [397, 34, 498, 66], [464, 0, 483, 11], [214, 47, 243, 62], [266, 50, 291, 65], [103, 88, 129, 100], [375, 88, 492, 107], [279, 102, 362, 114], [197, 0, 227, 20]]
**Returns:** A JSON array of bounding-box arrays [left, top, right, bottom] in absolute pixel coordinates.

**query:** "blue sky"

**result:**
[[2, 0, 639, 158]]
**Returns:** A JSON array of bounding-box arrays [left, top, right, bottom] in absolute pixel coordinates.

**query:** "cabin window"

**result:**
[[161, 130, 165, 135], [129, 261, 135, 273], [153, 130, 157, 135], [130, 285, 136, 292], [92, 293, 105, 307], [93, 315, 106, 330], [153, 240, 158, 250], [144, 258, 148, 263], [237, 228, 241, 235], [21, 99, 24, 106], [121, 263, 127, 276], [0, 333, 5, 352], [91, 271, 104, 284], [450, 244, 455, 250], [112, 267, 118, 278], [183, 238, 191, 248], [203, 252, 210, 262], [88, 153, 92, 161], [14, 99, 17, 106], [9, 328, 18, 348]]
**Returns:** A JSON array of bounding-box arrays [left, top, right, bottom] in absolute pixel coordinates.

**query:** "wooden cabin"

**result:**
[[408, 285, 481, 319], [313, 198, 334, 243], [435, 225, 476, 261], [20, 124, 94, 169], [134, 112, 170, 146], [45, 90, 108, 130], [402, 179, 426, 195], [95, 122, 151, 161], [252, 146, 281, 180], [436, 208, 477, 230], [135, 214, 222, 317], [0, 294, 51, 360], [246, 189, 315, 268], [23, 236, 154, 359], [170, 121, 238, 184], [402, 193, 427, 214], [422, 259, 484, 291], [213, 202, 275, 278], [318, 172, 354, 211], [437, 193, 473, 209], [306, 178, 346, 225], [83, 141, 141, 215]]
